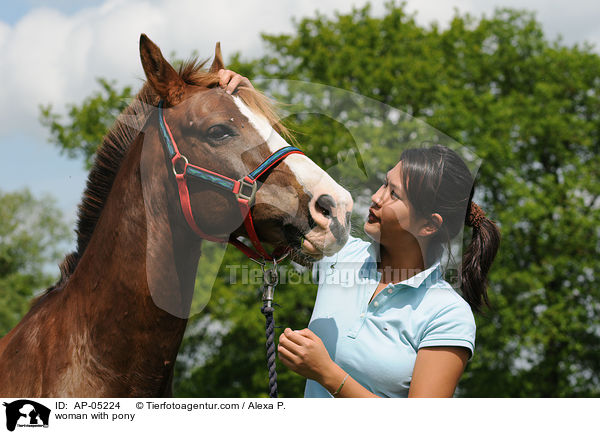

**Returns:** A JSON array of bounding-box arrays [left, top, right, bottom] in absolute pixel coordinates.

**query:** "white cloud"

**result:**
[[0, 0, 390, 141], [0, 0, 599, 143], [0, 20, 9, 46]]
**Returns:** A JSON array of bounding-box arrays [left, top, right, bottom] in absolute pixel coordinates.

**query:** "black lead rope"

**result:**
[[260, 304, 278, 398], [254, 258, 285, 398]]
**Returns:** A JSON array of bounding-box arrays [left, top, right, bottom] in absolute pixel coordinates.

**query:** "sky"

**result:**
[[1, 0, 599, 246]]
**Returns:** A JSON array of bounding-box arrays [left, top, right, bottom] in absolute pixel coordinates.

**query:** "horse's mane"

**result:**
[[45, 59, 290, 295]]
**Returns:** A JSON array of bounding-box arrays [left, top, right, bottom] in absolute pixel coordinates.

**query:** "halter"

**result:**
[[158, 100, 304, 261]]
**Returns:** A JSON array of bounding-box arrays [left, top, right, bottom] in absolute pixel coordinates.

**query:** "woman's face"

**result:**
[[364, 162, 427, 246]]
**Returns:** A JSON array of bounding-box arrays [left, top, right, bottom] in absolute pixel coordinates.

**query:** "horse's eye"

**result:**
[[207, 124, 234, 141]]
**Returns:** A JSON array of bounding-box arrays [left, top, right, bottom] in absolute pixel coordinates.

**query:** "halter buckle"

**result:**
[[236, 177, 257, 204]]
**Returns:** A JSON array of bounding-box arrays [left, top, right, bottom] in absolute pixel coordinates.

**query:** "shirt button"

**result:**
[[360, 313, 365, 318], [387, 288, 393, 293], [373, 301, 379, 307]]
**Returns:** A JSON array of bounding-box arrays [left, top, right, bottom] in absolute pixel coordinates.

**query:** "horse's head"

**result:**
[[139, 35, 352, 264]]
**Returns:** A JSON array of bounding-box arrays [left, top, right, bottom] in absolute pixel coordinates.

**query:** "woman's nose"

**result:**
[[371, 187, 384, 207]]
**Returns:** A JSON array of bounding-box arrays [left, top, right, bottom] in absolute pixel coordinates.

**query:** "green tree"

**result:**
[[39, 2, 600, 397], [40, 78, 134, 169], [251, 3, 600, 396], [0, 189, 71, 336]]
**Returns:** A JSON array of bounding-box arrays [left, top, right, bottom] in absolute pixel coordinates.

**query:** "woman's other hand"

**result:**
[[277, 328, 334, 382], [217, 69, 254, 94]]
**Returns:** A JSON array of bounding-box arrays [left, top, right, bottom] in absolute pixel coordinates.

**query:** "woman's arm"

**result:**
[[317, 361, 381, 398], [408, 347, 470, 397], [279, 329, 470, 397]]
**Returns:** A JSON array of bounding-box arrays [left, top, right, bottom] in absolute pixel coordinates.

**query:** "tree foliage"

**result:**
[[0, 189, 71, 336], [38, 2, 600, 397], [40, 78, 134, 169], [246, 2, 600, 397]]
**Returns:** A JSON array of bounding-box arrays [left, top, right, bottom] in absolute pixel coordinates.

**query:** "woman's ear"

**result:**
[[419, 213, 443, 238], [139, 34, 185, 105]]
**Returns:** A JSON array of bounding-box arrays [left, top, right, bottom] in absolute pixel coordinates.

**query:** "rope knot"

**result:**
[[261, 305, 275, 316]]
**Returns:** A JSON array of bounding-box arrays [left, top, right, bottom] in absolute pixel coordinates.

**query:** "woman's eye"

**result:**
[[391, 190, 398, 199], [207, 125, 234, 141]]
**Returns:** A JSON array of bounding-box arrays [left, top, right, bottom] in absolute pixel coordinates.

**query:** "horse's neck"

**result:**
[[63, 131, 201, 394]]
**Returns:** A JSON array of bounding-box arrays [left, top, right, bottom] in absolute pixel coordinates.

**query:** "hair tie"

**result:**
[[467, 202, 486, 229]]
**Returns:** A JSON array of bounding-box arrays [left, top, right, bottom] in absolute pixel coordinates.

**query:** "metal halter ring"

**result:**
[[172, 155, 189, 176], [250, 250, 290, 267], [261, 259, 280, 303]]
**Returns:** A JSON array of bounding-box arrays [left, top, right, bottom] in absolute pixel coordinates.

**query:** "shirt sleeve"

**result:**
[[418, 301, 476, 359]]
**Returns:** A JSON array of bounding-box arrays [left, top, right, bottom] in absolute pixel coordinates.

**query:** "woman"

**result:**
[[218, 69, 501, 398]]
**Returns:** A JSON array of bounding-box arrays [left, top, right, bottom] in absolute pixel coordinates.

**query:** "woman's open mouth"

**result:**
[[367, 208, 380, 224]]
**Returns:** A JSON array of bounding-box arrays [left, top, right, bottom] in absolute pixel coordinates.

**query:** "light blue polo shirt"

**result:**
[[304, 235, 476, 398]]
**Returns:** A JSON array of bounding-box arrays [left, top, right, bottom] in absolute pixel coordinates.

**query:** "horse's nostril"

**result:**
[[315, 202, 330, 217], [315, 194, 335, 218]]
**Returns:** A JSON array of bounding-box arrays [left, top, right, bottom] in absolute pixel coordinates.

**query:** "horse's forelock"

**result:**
[[179, 58, 292, 142]]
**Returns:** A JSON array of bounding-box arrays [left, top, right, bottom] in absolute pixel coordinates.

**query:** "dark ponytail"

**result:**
[[399, 145, 501, 313], [461, 201, 501, 313]]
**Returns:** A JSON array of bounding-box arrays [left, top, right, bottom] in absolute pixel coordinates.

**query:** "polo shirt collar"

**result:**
[[366, 241, 380, 263], [395, 262, 442, 289]]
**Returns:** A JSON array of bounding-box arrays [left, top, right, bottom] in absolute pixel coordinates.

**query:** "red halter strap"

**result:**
[[158, 100, 304, 261]]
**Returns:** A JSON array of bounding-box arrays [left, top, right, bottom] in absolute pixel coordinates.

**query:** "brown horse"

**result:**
[[0, 35, 353, 397]]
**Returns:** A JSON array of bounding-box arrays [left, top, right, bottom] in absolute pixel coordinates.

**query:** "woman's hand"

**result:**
[[277, 328, 334, 382], [278, 327, 381, 397], [217, 69, 254, 94]]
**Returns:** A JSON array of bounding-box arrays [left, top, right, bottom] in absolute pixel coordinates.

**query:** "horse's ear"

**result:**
[[139, 34, 185, 105], [209, 42, 225, 73]]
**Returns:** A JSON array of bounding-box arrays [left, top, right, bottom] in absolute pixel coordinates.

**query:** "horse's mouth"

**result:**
[[282, 224, 323, 265], [300, 238, 324, 258], [289, 249, 323, 267]]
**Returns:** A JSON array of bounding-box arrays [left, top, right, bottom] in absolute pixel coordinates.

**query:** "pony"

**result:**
[[0, 34, 353, 397]]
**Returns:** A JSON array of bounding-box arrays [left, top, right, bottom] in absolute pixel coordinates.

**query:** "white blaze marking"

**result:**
[[232, 96, 351, 208]]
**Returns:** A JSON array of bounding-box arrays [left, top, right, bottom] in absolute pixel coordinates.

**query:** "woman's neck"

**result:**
[[377, 237, 426, 284]]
